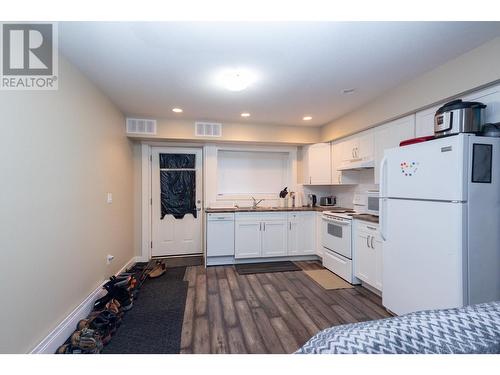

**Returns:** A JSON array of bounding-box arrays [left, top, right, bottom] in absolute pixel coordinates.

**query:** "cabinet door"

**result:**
[[357, 131, 374, 161], [374, 115, 415, 184], [287, 216, 300, 256], [262, 220, 288, 257], [297, 212, 316, 255], [331, 142, 342, 185], [354, 231, 374, 283], [415, 105, 441, 138], [463, 85, 500, 124], [235, 221, 261, 259], [340, 138, 357, 163], [373, 236, 383, 291], [308, 143, 331, 184], [331, 142, 358, 185], [315, 212, 324, 258]]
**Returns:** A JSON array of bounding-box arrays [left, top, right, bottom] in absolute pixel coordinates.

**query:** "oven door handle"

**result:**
[[322, 217, 350, 225]]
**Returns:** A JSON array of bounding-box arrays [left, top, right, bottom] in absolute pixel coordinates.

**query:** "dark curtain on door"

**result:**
[[160, 170, 197, 220], [159, 153, 196, 169]]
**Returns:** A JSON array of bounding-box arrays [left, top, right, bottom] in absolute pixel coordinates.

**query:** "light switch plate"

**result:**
[[107, 192, 113, 204]]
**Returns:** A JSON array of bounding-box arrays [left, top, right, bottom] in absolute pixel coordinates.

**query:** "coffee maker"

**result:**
[[307, 194, 317, 207]]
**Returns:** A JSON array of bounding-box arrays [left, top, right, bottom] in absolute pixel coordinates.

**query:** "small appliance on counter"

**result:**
[[434, 99, 486, 137], [307, 194, 317, 207], [480, 122, 500, 137], [319, 196, 336, 206]]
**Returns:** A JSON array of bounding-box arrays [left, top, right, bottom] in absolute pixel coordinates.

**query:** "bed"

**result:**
[[297, 301, 500, 354]]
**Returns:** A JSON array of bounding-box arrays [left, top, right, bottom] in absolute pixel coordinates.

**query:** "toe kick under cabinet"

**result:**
[[233, 211, 316, 259]]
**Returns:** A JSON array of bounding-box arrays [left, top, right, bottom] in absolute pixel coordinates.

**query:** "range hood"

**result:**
[[337, 158, 375, 171]]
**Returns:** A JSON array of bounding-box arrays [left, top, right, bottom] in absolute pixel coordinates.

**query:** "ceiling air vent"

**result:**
[[195, 122, 222, 137], [126, 118, 157, 135]]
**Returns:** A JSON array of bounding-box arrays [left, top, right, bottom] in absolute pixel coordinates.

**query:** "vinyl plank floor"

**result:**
[[181, 260, 390, 354]]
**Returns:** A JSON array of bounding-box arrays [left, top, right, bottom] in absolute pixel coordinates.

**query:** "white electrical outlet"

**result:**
[[106, 254, 115, 265], [106, 192, 113, 204]]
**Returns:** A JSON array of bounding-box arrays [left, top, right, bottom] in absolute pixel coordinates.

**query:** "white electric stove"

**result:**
[[321, 208, 361, 284]]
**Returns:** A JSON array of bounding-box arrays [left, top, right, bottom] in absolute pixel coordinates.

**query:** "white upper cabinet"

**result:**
[[357, 131, 375, 161], [337, 129, 375, 169], [374, 115, 415, 184], [415, 104, 441, 138], [463, 85, 500, 124], [302, 142, 331, 184], [331, 142, 358, 185]]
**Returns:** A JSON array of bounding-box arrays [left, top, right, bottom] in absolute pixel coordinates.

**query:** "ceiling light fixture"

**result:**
[[216, 68, 257, 92], [303, 116, 312, 121], [241, 112, 251, 117], [172, 108, 183, 113]]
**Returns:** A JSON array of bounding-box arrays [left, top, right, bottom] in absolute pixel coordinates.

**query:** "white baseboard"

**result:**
[[30, 256, 139, 354]]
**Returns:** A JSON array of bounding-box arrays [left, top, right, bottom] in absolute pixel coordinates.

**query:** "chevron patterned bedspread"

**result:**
[[296, 301, 500, 354]]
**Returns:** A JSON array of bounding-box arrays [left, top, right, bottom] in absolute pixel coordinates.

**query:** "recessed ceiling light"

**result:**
[[241, 112, 251, 117], [342, 88, 356, 95], [216, 68, 257, 92], [172, 108, 183, 113], [303, 116, 312, 121]]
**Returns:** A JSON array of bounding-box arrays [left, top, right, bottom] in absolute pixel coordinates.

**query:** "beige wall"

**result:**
[[0, 56, 135, 353], [130, 118, 321, 145], [321, 36, 500, 142]]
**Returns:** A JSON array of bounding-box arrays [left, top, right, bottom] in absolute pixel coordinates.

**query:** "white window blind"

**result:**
[[217, 150, 289, 196]]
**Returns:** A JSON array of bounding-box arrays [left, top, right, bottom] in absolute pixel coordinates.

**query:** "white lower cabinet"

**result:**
[[262, 220, 288, 257], [288, 212, 316, 256], [354, 220, 382, 291], [234, 211, 316, 259], [234, 220, 261, 259]]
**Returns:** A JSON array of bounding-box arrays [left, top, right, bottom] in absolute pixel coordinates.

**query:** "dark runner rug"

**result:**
[[235, 261, 301, 275], [102, 266, 188, 354]]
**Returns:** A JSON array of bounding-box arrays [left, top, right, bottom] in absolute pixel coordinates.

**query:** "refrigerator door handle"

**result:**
[[379, 156, 388, 198], [380, 198, 388, 241]]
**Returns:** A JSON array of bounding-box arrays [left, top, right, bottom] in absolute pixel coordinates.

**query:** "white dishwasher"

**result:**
[[206, 212, 235, 265]]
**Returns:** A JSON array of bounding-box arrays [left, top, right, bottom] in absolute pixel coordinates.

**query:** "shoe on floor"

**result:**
[[148, 261, 166, 278]]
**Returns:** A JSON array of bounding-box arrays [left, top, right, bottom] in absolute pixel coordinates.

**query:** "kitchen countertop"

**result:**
[[205, 206, 333, 213], [352, 214, 380, 224]]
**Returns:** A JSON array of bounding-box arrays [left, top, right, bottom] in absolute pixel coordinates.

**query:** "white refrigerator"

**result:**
[[380, 133, 500, 315]]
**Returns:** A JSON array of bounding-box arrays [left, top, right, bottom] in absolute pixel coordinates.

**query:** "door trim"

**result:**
[[140, 143, 204, 262]]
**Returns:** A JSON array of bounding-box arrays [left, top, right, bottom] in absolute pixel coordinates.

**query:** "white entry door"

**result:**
[[152, 147, 203, 257]]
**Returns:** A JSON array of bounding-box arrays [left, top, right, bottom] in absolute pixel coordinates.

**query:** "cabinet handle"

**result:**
[[366, 226, 377, 230], [259, 222, 262, 231], [309, 176, 312, 184], [371, 236, 374, 249], [366, 235, 370, 248], [263, 222, 266, 231], [289, 222, 291, 230]]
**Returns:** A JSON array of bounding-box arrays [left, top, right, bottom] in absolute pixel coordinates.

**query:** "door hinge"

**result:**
[[150, 155, 152, 162], [150, 241, 153, 248], [150, 198, 152, 205]]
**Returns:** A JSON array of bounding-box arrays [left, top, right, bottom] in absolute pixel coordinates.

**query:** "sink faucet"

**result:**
[[251, 196, 264, 208]]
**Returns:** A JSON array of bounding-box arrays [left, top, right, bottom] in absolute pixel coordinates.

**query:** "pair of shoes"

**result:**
[[102, 282, 134, 311], [148, 260, 166, 278], [77, 310, 120, 345], [70, 328, 103, 353], [56, 343, 82, 354]]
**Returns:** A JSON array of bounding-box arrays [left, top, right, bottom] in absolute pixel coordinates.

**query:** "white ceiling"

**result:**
[[59, 22, 500, 127]]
